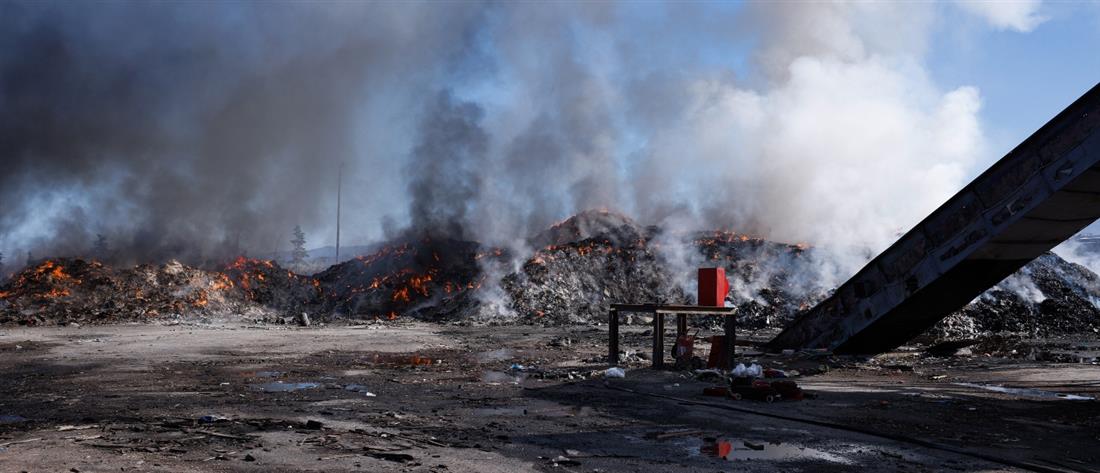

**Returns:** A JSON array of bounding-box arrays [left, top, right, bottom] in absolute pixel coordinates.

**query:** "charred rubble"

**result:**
[[926, 253, 1100, 341], [0, 258, 293, 324], [2, 211, 1100, 345], [312, 236, 490, 321]]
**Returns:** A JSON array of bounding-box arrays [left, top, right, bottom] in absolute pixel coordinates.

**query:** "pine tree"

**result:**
[[291, 225, 308, 266]]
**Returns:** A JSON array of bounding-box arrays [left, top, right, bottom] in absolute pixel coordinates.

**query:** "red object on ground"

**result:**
[[771, 380, 804, 401], [717, 440, 732, 458], [703, 386, 731, 397], [697, 268, 730, 306]]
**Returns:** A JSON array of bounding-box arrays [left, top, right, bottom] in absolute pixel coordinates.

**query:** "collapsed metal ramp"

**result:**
[[769, 82, 1100, 355]]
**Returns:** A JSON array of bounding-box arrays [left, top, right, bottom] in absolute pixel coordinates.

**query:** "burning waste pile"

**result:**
[[0, 258, 297, 325], [3, 209, 1100, 344], [312, 237, 493, 321], [0, 210, 822, 327], [503, 210, 822, 326]]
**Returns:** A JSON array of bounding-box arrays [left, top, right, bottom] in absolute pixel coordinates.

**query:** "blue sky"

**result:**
[[928, 1, 1100, 165]]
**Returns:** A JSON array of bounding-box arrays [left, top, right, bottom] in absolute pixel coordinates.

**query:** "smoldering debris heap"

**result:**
[[312, 237, 491, 321], [220, 257, 323, 313], [504, 211, 822, 325], [3, 210, 1100, 344], [927, 253, 1100, 340], [0, 258, 287, 324]]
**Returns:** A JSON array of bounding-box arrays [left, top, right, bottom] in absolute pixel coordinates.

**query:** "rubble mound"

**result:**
[[532, 209, 647, 247], [504, 236, 686, 324], [927, 253, 1100, 340], [692, 232, 825, 329], [503, 224, 822, 325], [5, 210, 1100, 342], [220, 257, 322, 313], [312, 237, 490, 320], [0, 259, 257, 325]]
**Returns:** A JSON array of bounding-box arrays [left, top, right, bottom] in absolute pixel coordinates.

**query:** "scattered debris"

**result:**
[[955, 383, 1095, 401], [604, 367, 625, 378], [366, 452, 415, 463]]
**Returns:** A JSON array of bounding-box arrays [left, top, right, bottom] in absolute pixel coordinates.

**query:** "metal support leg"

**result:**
[[652, 311, 665, 369], [609, 309, 619, 365]]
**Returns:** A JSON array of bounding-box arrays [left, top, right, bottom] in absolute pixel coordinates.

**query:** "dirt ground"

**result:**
[[1, 322, 1099, 473]]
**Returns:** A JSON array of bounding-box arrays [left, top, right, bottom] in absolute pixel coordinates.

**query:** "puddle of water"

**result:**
[[0, 415, 28, 424], [363, 353, 435, 367], [251, 381, 319, 392], [472, 405, 593, 417], [955, 383, 1094, 401], [697, 438, 851, 464], [344, 384, 377, 396], [481, 371, 526, 384]]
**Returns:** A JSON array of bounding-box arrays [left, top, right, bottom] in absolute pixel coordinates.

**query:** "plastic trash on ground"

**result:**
[[605, 367, 626, 378], [731, 363, 763, 378]]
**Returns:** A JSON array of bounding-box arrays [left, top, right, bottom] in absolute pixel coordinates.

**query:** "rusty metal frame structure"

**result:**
[[770, 82, 1100, 355], [608, 304, 736, 369]]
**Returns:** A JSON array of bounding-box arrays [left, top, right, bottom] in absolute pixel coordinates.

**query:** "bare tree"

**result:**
[[291, 226, 308, 267]]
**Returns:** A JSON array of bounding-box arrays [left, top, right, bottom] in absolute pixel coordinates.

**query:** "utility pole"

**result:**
[[336, 161, 343, 263]]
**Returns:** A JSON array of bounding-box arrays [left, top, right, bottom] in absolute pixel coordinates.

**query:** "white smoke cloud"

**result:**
[[1054, 237, 1100, 275], [624, 5, 988, 283], [3, 1, 1032, 293], [955, 0, 1047, 32]]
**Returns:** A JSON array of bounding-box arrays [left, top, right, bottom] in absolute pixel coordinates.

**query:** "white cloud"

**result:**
[[955, 0, 1047, 32]]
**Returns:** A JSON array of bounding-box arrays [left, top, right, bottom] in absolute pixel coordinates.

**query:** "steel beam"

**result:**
[[769, 82, 1100, 355]]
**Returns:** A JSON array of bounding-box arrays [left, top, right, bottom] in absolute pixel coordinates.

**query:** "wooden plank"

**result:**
[[610, 303, 734, 314]]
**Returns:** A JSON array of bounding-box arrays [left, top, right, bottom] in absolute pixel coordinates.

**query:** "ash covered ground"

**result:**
[[3, 210, 1100, 346], [3, 212, 1100, 473]]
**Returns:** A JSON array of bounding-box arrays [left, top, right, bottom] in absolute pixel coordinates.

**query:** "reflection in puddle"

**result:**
[[955, 383, 1094, 401], [362, 353, 434, 367], [251, 381, 319, 392], [698, 438, 851, 463], [344, 383, 377, 396], [0, 415, 27, 424], [473, 405, 593, 417]]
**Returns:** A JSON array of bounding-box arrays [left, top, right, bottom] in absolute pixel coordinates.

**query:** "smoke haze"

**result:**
[[2, 1, 1052, 283]]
